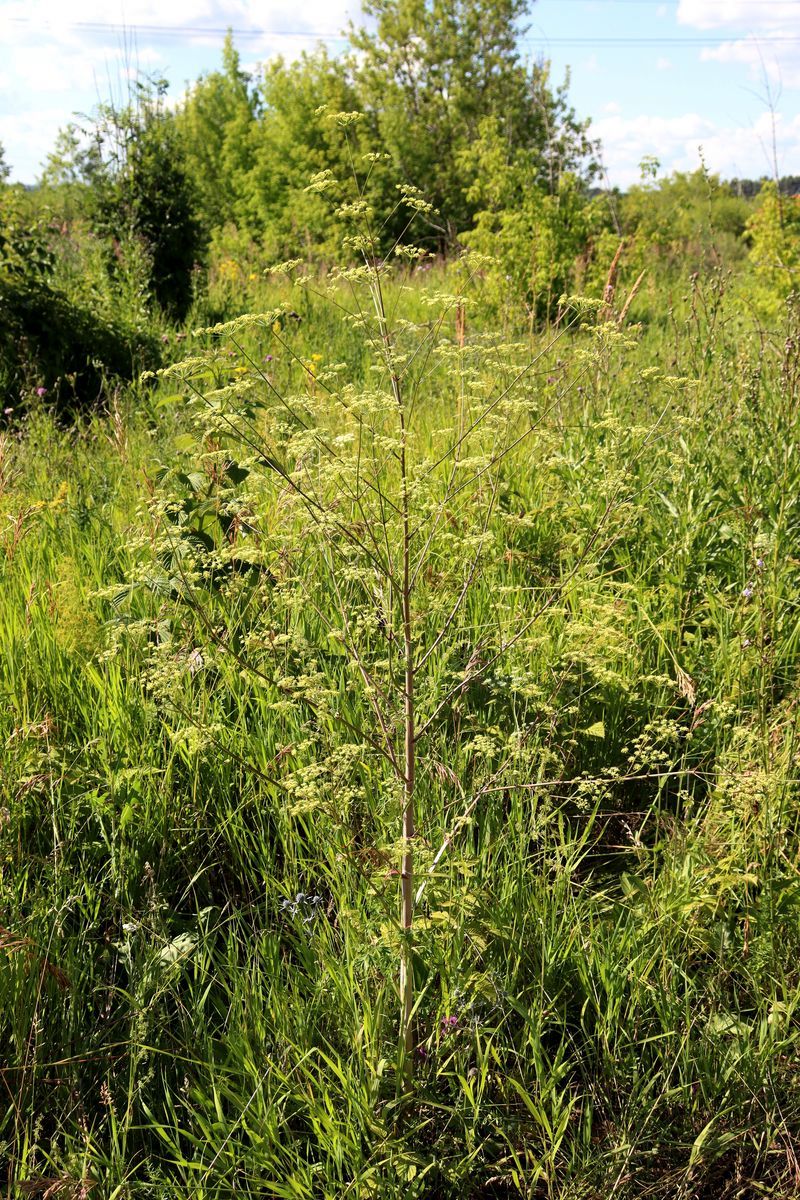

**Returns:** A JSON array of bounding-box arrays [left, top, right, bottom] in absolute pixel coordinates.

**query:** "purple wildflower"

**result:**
[[742, 585, 754, 599], [36, 386, 47, 397], [755, 557, 765, 570]]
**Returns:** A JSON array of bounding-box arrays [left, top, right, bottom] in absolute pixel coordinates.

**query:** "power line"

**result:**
[[523, 35, 800, 43], [5, 18, 800, 46], [5, 19, 349, 40]]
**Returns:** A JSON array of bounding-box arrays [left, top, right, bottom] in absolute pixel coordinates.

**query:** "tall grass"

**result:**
[[2, 259, 800, 1197]]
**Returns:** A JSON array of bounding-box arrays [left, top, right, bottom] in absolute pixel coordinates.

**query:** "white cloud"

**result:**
[[677, 0, 800, 89], [603, 100, 622, 115], [595, 109, 800, 186], [677, 1, 800, 32], [701, 34, 800, 90], [0, 108, 72, 179], [595, 111, 712, 187], [0, 0, 359, 54], [2, 41, 161, 95], [656, 56, 673, 71], [689, 109, 800, 178], [0, 0, 363, 179]]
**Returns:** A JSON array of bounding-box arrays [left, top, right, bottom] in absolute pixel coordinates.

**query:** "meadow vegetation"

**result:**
[[2, 5, 800, 1196]]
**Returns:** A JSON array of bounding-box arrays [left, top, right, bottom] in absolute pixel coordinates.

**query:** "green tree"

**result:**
[[42, 125, 100, 188], [621, 168, 750, 272], [39, 126, 101, 225], [167, 22, 597, 266], [0, 185, 157, 405], [745, 180, 800, 318], [0, 143, 9, 185], [82, 77, 205, 319], [350, 0, 534, 245], [175, 34, 258, 234], [242, 50, 381, 258], [349, 0, 598, 252], [459, 66, 604, 320]]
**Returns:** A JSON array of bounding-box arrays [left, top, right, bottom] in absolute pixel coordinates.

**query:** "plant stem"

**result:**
[[368, 254, 416, 1086], [400, 415, 415, 1081]]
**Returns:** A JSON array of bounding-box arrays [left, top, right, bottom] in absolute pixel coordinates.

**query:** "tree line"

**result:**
[[2, 0, 796, 405], [37, 0, 599, 318]]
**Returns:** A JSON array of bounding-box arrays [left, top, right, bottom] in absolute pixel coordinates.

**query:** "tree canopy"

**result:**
[[31, 2, 606, 318]]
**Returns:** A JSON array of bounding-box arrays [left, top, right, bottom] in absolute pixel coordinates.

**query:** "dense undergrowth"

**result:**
[[3, 10, 800, 1191], [2, 240, 800, 1198]]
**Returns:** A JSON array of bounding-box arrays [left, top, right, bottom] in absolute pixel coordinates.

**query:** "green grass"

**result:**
[[2, 265, 800, 1199]]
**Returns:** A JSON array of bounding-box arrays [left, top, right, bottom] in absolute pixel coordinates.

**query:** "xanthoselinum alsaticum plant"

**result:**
[[134, 109, 646, 1095]]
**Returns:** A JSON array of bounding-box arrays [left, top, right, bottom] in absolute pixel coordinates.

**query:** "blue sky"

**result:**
[[1, 0, 799, 187]]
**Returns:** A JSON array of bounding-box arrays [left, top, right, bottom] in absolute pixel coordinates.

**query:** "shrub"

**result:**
[[0, 189, 158, 409], [46, 79, 206, 322], [744, 180, 800, 320]]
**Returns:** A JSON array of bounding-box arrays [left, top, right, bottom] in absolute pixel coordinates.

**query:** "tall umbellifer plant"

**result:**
[[139, 111, 626, 1090]]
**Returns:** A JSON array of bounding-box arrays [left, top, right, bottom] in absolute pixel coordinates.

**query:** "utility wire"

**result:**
[[528, 35, 798, 43], [5, 18, 800, 46], [3, 19, 348, 39]]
